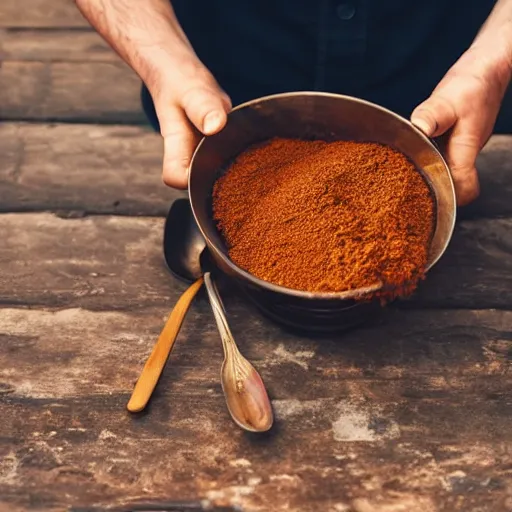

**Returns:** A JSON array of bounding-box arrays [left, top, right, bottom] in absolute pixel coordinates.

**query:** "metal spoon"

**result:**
[[128, 199, 273, 432], [202, 270, 273, 433]]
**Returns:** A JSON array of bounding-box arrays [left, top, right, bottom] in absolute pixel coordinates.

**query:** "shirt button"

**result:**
[[336, 3, 356, 20]]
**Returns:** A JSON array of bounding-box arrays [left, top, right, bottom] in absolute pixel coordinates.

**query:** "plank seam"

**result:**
[[2, 58, 128, 64], [1, 27, 94, 33], [0, 302, 511, 314], [0, 207, 510, 221], [0, 116, 148, 125], [0, 208, 167, 218]]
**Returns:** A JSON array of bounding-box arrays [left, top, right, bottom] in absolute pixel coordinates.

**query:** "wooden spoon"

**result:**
[[126, 277, 203, 413]]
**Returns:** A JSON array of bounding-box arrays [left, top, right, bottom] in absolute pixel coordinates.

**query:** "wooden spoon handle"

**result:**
[[126, 277, 204, 413]]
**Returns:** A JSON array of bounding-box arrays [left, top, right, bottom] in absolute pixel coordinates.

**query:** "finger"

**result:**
[[411, 95, 458, 137], [160, 108, 200, 189], [445, 133, 481, 206], [180, 84, 231, 136]]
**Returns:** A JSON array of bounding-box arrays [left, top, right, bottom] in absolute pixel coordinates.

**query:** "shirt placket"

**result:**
[[315, 0, 368, 91]]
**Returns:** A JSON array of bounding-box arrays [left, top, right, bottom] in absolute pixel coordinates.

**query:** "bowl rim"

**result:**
[[188, 90, 457, 300]]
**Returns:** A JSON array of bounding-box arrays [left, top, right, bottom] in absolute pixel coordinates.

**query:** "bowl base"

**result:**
[[239, 285, 386, 336]]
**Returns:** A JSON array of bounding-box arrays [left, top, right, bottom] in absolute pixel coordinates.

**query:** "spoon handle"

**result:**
[[126, 277, 204, 413], [203, 272, 237, 356]]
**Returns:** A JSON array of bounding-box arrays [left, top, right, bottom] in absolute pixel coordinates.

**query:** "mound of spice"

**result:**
[[212, 138, 434, 300]]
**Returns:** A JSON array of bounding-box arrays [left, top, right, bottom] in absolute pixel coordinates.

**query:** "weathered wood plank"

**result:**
[[1, 123, 512, 219], [0, 306, 510, 511], [0, 124, 177, 216], [1, 305, 510, 400], [0, 214, 173, 309], [0, 213, 510, 310], [0, 29, 117, 62], [407, 217, 512, 309], [0, 0, 87, 28], [465, 135, 512, 219], [0, 62, 144, 123]]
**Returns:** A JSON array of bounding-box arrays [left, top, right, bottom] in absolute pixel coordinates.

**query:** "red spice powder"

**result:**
[[212, 138, 435, 300]]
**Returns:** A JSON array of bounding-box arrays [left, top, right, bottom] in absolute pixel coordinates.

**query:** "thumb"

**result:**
[[179, 79, 232, 136], [411, 95, 457, 137], [152, 68, 231, 189]]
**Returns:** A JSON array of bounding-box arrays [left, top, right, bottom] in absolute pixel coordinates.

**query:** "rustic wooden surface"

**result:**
[[0, 3, 511, 512], [0, 124, 179, 216], [0, 61, 144, 123], [1, 304, 511, 512], [0, 30, 117, 61], [0, 0, 88, 28], [1, 213, 511, 311], [0, 6, 143, 123], [0, 122, 511, 218]]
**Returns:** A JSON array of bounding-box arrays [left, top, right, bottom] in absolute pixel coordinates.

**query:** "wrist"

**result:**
[[470, 19, 512, 85], [465, 40, 512, 93], [135, 43, 197, 93]]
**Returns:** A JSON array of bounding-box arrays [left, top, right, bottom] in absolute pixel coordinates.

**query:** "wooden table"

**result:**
[[1, 3, 511, 511]]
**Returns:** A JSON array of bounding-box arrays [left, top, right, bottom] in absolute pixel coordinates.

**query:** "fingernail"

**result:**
[[411, 117, 434, 137], [203, 111, 223, 134]]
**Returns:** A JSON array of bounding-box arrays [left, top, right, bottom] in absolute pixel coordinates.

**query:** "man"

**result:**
[[76, 0, 512, 205]]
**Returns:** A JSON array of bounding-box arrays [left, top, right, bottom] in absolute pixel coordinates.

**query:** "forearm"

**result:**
[[75, 0, 200, 91], [76, 0, 230, 189], [471, 0, 512, 79]]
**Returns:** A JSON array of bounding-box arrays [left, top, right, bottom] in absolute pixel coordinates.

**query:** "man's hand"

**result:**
[[76, 0, 231, 189], [411, 1, 512, 206], [152, 61, 231, 188]]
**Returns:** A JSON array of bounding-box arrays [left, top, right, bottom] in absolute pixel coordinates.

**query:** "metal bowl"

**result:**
[[188, 92, 456, 333]]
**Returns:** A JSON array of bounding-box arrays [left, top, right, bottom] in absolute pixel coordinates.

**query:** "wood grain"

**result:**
[[0, 29, 117, 62], [0, 213, 511, 311], [465, 135, 512, 218], [0, 62, 144, 123], [0, 213, 174, 309], [407, 216, 512, 309], [2, 123, 512, 219], [0, 123, 177, 216], [0, 305, 510, 511], [0, 0, 87, 28]]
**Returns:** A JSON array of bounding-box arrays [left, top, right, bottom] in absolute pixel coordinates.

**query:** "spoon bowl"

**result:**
[[221, 354, 274, 432]]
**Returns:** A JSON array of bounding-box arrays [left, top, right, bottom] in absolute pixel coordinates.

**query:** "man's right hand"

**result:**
[[76, 0, 231, 188]]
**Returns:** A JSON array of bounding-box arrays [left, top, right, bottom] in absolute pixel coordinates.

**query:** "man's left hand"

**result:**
[[411, 47, 511, 206]]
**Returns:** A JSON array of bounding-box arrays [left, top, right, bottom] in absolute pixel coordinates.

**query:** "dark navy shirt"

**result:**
[[142, 1, 511, 132]]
